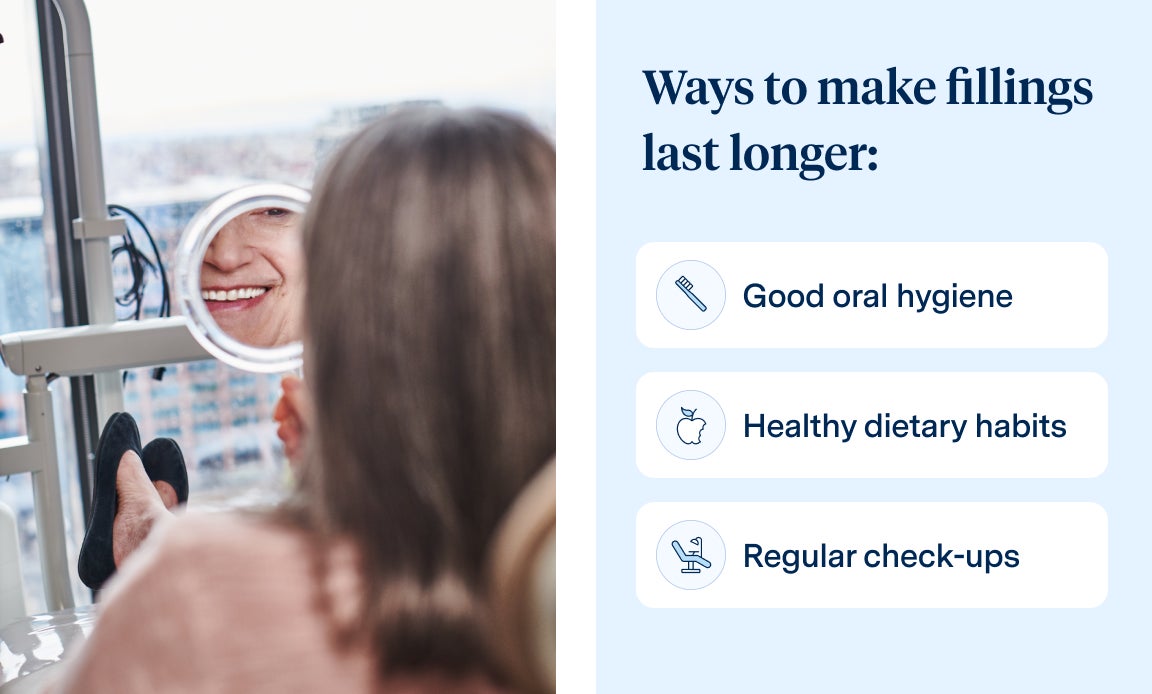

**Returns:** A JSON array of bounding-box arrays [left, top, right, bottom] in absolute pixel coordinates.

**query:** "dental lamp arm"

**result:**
[[50, 0, 128, 423], [0, 317, 209, 611], [0, 316, 210, 378]]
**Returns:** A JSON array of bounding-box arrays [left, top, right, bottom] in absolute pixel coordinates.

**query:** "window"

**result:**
[[1, 0, 553, 617], [86, 0, 554, 518], [0, 0, 88, 613]]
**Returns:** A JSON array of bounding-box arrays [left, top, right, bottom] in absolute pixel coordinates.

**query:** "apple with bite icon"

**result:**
[[676, 407, 706, 445]]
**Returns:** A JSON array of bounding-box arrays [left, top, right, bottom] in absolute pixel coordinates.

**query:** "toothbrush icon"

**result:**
[[675, 276, 707, 312]]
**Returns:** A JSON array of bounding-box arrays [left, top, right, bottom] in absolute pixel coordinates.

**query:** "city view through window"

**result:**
[[1, 105, 432, 609], [0, 0, 553, 612]]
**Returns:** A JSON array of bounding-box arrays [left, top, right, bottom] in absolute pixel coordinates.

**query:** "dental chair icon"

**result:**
[[671, 537, 711, 574]]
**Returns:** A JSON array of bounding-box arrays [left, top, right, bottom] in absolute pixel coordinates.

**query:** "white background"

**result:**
[[637, 242, 1107, 347], [637, 503, 1108, 608], [636, 372, 1107, 478]]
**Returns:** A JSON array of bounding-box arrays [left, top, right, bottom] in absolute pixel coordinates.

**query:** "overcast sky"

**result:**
[[0, 0, 554, 144]]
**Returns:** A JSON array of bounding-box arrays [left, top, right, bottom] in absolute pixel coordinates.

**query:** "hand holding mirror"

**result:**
[[175, 183, 309, 373]]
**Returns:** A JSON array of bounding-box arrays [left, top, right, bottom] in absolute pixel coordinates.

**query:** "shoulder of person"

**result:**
[[156, 510, 305, 556], [103, 511, 310, 604]]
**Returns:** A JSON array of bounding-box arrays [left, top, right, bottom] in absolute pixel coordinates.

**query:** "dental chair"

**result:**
[[0, 458, 559, 693], [487, 458, 556, 694], [0, 503, 24, 628], [0, 607, 96, 693], [0, 489, 94, 694]]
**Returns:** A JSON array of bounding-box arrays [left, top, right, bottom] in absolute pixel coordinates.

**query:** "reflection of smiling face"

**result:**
[[200, 208, 304, 348]]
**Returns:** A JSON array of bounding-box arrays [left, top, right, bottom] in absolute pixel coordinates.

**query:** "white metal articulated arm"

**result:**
[[0, 317, 210, 609], [51, 0, 127, 423], [0, 317, 210, 378]]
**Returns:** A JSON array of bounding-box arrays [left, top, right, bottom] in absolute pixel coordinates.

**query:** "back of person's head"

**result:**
[[294, 106, 555, 683]]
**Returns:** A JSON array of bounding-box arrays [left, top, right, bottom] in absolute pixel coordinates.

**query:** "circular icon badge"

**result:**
[[656, 390, 726, 460], [656, 260, 725, 330], [656, 520, 726, 590]]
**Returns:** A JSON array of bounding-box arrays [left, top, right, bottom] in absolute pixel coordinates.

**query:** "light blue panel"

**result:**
[[597, 2, 1149, 691]]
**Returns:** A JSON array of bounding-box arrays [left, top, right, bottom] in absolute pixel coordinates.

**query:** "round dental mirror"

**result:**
[[175, 183, 310, 373]]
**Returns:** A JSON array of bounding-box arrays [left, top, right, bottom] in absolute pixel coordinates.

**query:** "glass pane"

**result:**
[[82, 0, 554, 510], [0, 0, 88, 616]]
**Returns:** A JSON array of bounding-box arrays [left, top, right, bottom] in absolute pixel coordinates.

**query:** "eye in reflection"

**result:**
[[176, 184, 309, 373], [199, 207, 304, 349]]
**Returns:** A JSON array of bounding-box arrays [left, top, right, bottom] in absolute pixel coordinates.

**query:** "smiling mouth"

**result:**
[[201, 286, 272, 315], [202, 287, 268, 302]]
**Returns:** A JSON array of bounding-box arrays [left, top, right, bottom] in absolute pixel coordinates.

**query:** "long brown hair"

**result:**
[[290, 107, 555, 679]]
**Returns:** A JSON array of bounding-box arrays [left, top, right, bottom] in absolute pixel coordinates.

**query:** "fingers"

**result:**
[[280, 375, 315, 427], [273, 374, 301, 423], [276, 419, 302, 460], [280, 373, 303, 396], [276, 374, 313, 464]]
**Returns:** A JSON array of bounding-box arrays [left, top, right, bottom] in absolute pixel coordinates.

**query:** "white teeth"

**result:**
[[202, 287, 267, 302]]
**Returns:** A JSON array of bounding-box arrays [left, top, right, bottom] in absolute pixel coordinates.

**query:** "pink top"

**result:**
[[50, 513, 503, 694]]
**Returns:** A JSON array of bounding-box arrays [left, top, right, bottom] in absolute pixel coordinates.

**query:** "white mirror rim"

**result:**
[[175, 183, 310, 373]]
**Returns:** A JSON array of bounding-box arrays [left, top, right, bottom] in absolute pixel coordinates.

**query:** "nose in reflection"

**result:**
[[197, 208, 304, 349]]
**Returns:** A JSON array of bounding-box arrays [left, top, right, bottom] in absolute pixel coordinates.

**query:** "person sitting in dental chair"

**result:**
[[49, 106, 556, 694]]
